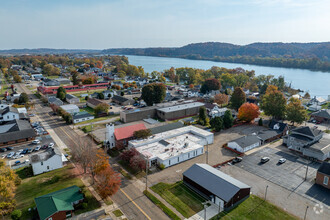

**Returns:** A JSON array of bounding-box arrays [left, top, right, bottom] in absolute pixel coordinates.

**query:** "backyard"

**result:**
[[150, 181, 205, 218], [210, 195, 298, 220], [15, 164, 100, 219]]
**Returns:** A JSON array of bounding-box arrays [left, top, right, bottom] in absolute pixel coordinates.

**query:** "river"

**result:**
[[126, 55, 330, 99]]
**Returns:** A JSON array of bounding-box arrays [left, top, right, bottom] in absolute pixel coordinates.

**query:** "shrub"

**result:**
[[258, 118, 263, 126], [11, 210, 22, 220], [159, 163, 165, 170]]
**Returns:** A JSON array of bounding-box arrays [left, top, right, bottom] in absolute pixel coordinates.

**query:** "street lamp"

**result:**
[[304, 206, 309, 220], [264, 185, 269, 200], [145, 155, 149, 191]]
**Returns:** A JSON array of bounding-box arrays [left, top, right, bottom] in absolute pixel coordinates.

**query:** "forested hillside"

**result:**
[[103, 42, 330, 71]]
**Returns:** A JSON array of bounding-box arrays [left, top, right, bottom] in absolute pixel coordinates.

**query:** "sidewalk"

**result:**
[[187, 203, 219, 220]]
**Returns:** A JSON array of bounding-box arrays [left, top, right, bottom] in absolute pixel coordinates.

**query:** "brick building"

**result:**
[[316, 162, 330, 189]]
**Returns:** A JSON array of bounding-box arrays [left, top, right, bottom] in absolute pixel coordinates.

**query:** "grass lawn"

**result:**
[[15, 164, 101, 219], [210, 195, 298, 220], [112, 209, 124, 217], [46, 75, 60, 79], [81, 106, 95, 115], [75, 114, 119, 125], [151, 181, 205, 218]]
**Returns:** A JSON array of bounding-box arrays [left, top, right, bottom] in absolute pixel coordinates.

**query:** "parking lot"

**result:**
[[235, 147, 330, 206]]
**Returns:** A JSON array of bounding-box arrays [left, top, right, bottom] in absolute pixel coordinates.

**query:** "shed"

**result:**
[[227, 135, 261, 153]]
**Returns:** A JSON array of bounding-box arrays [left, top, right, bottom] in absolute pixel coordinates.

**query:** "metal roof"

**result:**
[[157, 102, 204, 113], [230, 135, 260, 148], [183, 164, 250, 202], [318, 162, 330, 175], [150, 122, 185, 135]]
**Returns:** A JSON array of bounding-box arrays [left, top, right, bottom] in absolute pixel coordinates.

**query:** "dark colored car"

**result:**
[[6, 147, 14, 151], [232, 157, 243, 163], [22, 148, 29, 154], [41, 144, 48, 149], [0, 148, 7, 152], [27, 148, 33, 154]]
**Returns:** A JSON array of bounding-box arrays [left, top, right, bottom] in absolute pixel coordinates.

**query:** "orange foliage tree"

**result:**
[[96, 166, 121, 199], [214, 93, 229, 107], [238, 103, 260, 122]]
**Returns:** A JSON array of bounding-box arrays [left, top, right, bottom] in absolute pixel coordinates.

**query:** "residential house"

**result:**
[[7, 93, 20, 102], [48, 97, 63, 106], [311, 109, 330, 123], [0, 119, 36, 146], [72, 111, 94, 124], [86, 98, 104, 109], [43, 78, 60, 86], [60, 104, 80, 115], [183, 163, 251, 211], [65, 94, 80, 104], [283, 126, 330, 161], [257, 120, 288, 144], [105, 123, 146, 149], [129, 126, 214, 168], [111, 95, 134, 106], [227, 135, 261, 153], [56, 78, 71, 85], [308, 104, 322, 112], [316, 162, 330, 189], [102, 90, 116, 99], [0, 106, 20, 122], [35, 185, 84, 220], [0, 103, 9, 110], [30, 148, 63, 175], [309, 96, 327, 106]]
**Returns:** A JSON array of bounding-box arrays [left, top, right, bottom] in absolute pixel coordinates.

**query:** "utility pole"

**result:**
[[206, 144, 209, 164], [304, 206, 309, 220], [203, 202, 207, 220], [264, 185, 269, 200], [305, 162, 309, 181]]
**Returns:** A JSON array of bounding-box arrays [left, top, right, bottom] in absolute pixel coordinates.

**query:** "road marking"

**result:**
[[120, 188, 152, 220]]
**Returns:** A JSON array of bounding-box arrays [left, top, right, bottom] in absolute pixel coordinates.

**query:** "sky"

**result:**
[[0, 0, 330, 49]]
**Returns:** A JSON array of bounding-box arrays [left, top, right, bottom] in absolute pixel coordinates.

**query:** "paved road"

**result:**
[[16, 83, 169, 220]]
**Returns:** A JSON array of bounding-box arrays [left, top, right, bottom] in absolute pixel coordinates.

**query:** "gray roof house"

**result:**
[[183, 163, 251, 210], [111, 95, 134, 106], [72, 111, 94, 124], [311, 109, 330, 123], [65, 94, 80, 104], [48, 97, 63, 106], [228, 135, 261, 153], [0, 119, 36, 146]]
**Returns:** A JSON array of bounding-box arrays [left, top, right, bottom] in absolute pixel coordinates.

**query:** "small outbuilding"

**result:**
[[183, 163, 251, 211], [227, 135, 261, 153]]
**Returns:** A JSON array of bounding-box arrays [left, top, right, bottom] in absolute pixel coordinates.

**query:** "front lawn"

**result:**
[[151, 181, 205, 218], [210, 195, 298, 220], [15, 164, 100, 219], [75, 114, 119, 125]]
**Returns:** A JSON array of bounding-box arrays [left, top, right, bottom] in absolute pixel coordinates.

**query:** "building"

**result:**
[[120, 106, 158, 123], [209, 107, 228, 118], [128, 126, 214, 168], [56, 78, 71, 85], [256, 121, 288, 145], [311, 109, 330, 123], [37, 82, 109, 95], [60, 104, 80, 115], [86, 98, 104, 109], [72, 111, 94, 124], [156, 102, 205, 121], [30, 148, 63, 175], [105, 123, 147, 149], [183, 164, 251, 211], [316, 162, 330, 189], [283, 126, 330, 161], [149, 121, 185, 135], [309, 96, 327, 106], [111, 95, 134, 106], [48, 97, 63, 106], [0, 119, 36, 146], [0, 106, 19, 122], [65, 94, 80, 104], [102, 90, 116, 99], [35, 185, 84, 220], [0, 103, 9, 110], [227, 135, 261, 153], [43, 78, 60, 86]]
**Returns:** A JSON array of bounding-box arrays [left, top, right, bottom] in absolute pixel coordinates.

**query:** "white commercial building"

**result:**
[[30, 148, 63, 175], [128, 126, 214, 168], [60, 104, 80, 115]]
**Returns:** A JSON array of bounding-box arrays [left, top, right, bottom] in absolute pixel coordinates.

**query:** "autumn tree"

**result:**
[[13, 75, 22, 83], [96, 166, 121, 199], [129, 155, 146, 171], [214, 93, 229, 107], [261, 85, 286, 119], [120, 148, 139, 163], [238, 103, 260, 122], [200, 78, 221, 94], [286, 98, 307, 126], [49, 103, 59, 113], [223, 110, 234, 128], [0, 159, 21, 216], [303, 92, 311, 99], [94, 103, 109, 116], [70, 137, 94, 173], [230, 87, 246, 110], [133, 129, 152, 139], [210, 116, 224, 132]]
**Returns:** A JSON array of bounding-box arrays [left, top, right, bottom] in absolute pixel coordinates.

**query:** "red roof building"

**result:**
[[114, 123, 146, 149]]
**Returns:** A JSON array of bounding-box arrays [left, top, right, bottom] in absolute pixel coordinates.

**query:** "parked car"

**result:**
[[13, 154, 24, 159], [34, 145, 41, 151], [32, 140, 41, 144], [232, 157, 243, 163], [48, 143, 54, 148], [17, 149, 24, 154], [41, 144, 48, 149], [27, 148, 33, 154], [6, 152, 15, 158], [1, 154, 6, 159], [0, 148, 7, 152], [22, 148, 29, 154], [6, 147, 14, 151], [278, 158, 286, 164], [14, 161, 21, 165], [28, 114, 35, 117], [261, 157, 270, 163]]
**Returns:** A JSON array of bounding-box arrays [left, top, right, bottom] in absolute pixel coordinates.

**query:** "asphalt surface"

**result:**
[[16, 83, 169, 220], [234, 147, 330, 206]]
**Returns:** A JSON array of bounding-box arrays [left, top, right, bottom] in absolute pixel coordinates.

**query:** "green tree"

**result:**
[[98, 93, 105, 99], [11, 209, 22, 220], [18, 93, 29, 104], [71, 71, 80, 85], [141, 83, 166, 106], [62, 113, 73, 124], [142, 84, 154, 106], [210, 117, 224, 132], [230, 87, 246, 110], [223, 110, 234, 128], [133, 129, 152, 139], [13, 75, 22, 83], [286, 98, 307, 126], [56, 87, 66, 101], [94, 103, 109, 116], [198, 106, 208, 126], [200, 78, 221, 94], [261, 85, 286, 119]]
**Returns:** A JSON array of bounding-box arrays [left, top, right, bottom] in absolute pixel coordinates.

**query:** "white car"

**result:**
[[278, 158, 286, 164], [13, 154, 24, 159], [32, 140, 41, 144], [48, 143, 54, 148], [1, 154, 6, 159]]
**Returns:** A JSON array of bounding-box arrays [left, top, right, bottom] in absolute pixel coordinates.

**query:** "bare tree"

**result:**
[[70, 137, 95, 174]]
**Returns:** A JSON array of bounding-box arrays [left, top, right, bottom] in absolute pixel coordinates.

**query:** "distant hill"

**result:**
[[103, 42, 330, 61], [103, 42, 330, 71], [0, 48, 101, 55]]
